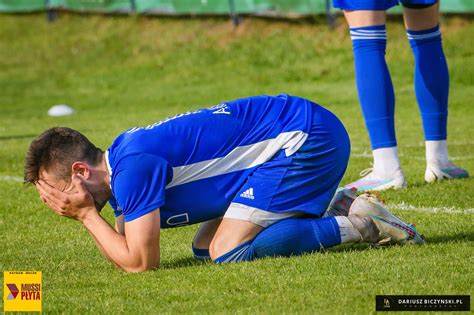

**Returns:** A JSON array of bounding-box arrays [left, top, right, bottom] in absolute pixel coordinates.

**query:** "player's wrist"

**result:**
[[80, 207, 100, 225]]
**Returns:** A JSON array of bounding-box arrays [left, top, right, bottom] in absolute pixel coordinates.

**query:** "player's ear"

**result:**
[[71, 161, 91, 180]]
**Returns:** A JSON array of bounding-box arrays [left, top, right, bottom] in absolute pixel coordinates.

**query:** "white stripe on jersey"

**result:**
[[166, 130, 308, 189]]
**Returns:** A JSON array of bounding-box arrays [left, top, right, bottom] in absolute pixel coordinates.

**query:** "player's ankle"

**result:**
[[372, 147, 402, 178], [425, 140, 449, 167], [335, 215, 378, 244], [347, 215, 380, 243], [426, 157, 449, 169]]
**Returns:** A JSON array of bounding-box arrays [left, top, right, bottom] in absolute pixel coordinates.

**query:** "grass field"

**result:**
[[1, 13, 473, 313]]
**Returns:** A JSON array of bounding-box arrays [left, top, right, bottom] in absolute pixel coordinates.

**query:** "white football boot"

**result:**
[[344, 168, 407, 192], [349, 193, 425, 245], [425, 161, 469, 183]]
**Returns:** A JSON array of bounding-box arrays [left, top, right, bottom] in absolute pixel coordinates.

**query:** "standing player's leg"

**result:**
[[334, 0, 406, 191], [402, 1, 469, 182]]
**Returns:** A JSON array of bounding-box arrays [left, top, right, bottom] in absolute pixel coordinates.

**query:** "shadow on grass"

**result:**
[[424, 231, 474, 244], [403, 181, 431, 189], [160, 231, 474, 269], [328, 242, 375, 254], [328, 231, 474, 253], [407, 178, 473, 189], [161, 256, 208, 269], [162, 245, 376, 270]]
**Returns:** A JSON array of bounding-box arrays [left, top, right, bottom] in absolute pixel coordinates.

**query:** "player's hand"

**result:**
[[36, 175, 97, 222]]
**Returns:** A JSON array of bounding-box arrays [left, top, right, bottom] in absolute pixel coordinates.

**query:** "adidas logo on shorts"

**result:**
[[240, 188, 255, 200]]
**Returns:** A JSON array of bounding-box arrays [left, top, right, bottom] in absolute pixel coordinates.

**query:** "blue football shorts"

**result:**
[[225, 102, 351, 227], [333, 0, 437, 11]]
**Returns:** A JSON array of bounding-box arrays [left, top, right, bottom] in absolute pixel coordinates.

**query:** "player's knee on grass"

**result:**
[[208, 232, 251, 261], [209, 218, 263, 260], [193, 219, 222, 248], [211, 217, 346, 263], [192, 219, 223, 260], [192, 245, 210, 261]]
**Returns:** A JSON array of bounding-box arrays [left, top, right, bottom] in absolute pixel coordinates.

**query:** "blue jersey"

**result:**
[[106, 94, 349, 228]]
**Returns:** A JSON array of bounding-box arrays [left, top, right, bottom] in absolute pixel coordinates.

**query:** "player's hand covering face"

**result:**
[[36, 175, 98, 222]]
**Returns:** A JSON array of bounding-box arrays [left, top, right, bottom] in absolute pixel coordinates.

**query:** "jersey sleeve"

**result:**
[[111, 153, 172, 222], [108, 196, 122, 217]]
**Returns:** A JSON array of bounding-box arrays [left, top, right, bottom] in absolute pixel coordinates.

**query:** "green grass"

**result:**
[[1, 13, 473, 313]]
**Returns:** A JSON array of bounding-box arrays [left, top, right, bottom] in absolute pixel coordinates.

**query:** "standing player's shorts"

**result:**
[[333, 0, 437, 11], [224, 102, 351, 227]]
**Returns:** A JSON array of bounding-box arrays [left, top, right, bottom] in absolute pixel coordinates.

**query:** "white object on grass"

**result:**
[[48, 104, 75, 117]]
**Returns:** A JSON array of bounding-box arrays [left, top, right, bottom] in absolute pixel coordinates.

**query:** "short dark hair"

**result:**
[[24, 127, 103, 184]]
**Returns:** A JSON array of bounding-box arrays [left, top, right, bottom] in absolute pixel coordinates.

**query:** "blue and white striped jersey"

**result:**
[[106, 94, 315, 228]]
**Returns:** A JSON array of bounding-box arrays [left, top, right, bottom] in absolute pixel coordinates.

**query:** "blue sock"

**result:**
[[213, 217, 341, 263], [350, 25, 396, 150], [192, 245, 210, 260], [407, 25, 448, 141]]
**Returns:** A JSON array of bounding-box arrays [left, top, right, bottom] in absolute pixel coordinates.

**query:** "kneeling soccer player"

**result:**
[[25, 94, 424, 272]]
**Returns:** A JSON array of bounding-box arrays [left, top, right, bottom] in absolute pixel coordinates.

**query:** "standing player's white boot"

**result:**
[[348, 193, 425, 245], [344, 147, 406, 192], [344, 168, 407, 192], [425, 161, 469, 183], [424, 140, 469, 183]]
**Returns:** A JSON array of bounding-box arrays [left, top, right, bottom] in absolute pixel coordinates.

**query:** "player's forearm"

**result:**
[[88, 231, 122, 269], [81, 211, 157, 272]]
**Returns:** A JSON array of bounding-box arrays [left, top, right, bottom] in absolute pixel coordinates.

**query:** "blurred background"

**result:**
[[1, 0, 474, 18]]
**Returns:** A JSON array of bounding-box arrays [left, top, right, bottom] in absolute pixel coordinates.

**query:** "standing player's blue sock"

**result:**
[[407, 25, 449, 142], [213, 217, 342, 263], [350, 25, 396, 150]]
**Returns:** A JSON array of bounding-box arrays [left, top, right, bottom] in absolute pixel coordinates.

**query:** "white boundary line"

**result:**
[[351, 151, 474, 161], [352, 141, 474, 151], [0, 175, 23, 182], [404, 141, 474, 148], [389, 202, 474, 215]]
